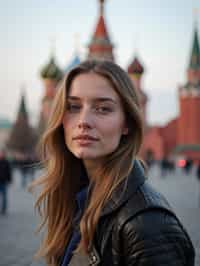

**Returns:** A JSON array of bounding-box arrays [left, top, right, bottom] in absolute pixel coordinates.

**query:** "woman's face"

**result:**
[[62, 72, 128, 164]]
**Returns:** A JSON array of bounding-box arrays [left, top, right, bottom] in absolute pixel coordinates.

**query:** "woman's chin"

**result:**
[[74, 150, 97, 159]]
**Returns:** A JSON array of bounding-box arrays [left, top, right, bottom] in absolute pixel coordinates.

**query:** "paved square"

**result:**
[[0, 166, 199, 265]]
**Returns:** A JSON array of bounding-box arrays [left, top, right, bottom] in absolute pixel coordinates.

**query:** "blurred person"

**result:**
[[160, 156, 175, 177], [160, 156, 169, 177], [184, 157, 193, 175], [167, 157, 176, 173], [0, 150, 12, 215], [27, 155, 38, 181], [197, 162, 200, 180], [19, 157, 30, 188], [196, 162, 200, 206], [144, 150, 155, 168], [19, 155, 37, 188], [31, 60, 195, 266]]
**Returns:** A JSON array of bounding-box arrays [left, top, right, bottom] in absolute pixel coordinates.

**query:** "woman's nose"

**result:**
[[78, 108, 93, 129], [78, 122, 91, 129]]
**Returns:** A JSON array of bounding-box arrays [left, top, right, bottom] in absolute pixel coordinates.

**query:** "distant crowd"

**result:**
[[145, 155, 200, 179], [1, 149, 200, 215], [0, 150, 39, 215]]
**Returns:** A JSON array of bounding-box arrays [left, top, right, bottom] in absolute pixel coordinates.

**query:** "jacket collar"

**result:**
[[100, 160, 146, 217]]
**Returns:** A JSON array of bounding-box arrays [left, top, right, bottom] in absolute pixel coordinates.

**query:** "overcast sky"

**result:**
[[0, 0, 199, 126]]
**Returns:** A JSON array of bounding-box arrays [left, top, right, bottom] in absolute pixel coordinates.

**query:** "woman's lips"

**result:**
[[73, 135, 99, 145], [73, 135, 99, 141]]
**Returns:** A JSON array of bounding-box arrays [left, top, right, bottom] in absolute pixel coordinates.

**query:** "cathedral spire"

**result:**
[[99, 0, 104, 16], [87, 0, 114, 61], [6, 88, 36, 155], [18, 89, 27, 117], [189, 22, 200, 69]]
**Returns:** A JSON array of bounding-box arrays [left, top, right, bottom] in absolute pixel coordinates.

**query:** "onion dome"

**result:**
[[40, 56, 63, 82], [128, 57, 144, 75]]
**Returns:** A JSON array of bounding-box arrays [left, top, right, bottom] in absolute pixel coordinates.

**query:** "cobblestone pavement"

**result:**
[[148, 165, 200, 266], [0, 166, 199, 266], [0, 170, 44, 266]]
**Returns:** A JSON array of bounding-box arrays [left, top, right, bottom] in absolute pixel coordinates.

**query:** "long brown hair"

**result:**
[[31, 60, 143, 265]]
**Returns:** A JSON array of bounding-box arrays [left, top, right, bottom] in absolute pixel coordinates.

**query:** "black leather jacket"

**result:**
[[69, 160, 195, 266]]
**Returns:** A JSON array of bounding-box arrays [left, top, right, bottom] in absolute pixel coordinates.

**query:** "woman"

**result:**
[[32, 60, 195, 266]]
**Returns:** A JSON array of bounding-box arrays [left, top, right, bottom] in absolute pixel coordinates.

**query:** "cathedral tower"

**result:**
[[38, 53, 63, 133], [127, 56, 148, 127], [178, 22, 200, 151], [88, 0, 114, 61], [7, 91, 36, 156]]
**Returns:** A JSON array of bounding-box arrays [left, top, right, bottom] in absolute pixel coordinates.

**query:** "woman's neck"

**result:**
[[83, 159, 102, 181]]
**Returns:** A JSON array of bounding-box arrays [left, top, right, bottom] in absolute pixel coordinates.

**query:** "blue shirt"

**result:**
[[61, 186, 88, 266]]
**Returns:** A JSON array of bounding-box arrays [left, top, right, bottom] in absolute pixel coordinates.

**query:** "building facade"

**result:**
[[38, 0, 200, 162]]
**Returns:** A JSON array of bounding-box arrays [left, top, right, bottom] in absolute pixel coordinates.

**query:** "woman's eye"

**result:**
[[66, 103, 81, 112], [95, 106, 112, 114]]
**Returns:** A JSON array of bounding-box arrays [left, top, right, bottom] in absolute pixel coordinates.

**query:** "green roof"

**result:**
[[40, 56, 63, 81], [173, 144, 200, 153], [19, 94, 27, 116], [189, 26, 200, 69]]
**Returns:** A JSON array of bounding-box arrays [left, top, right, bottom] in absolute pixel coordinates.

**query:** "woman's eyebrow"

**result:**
[[67, 96, 117, 104], [67, 96, 80, 101], [94, 98, 117, 104]]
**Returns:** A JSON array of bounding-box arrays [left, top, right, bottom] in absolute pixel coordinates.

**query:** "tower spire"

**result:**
[[19, 89, 27, 117], [99, 0, 104, 16], [189, 22, 200, 69], [189, 9, 200, 69], [49, 35, 56, 60], [193, 8, 199, 24], [87, 0, 114, 61], [6, 86, 37, 155]]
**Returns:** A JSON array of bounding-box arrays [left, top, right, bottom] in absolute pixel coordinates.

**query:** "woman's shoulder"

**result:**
[[122, 207, 184, 238], [117, 180, 193, 246], [120, 209, 195, 265], [117, 181, 195, 259], [118, 180, 174, 226]]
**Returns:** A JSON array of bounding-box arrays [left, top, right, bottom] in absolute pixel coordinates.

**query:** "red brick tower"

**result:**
[[88, 0, 114, 61], [38, 53, 63, 134], [127, 56, 148, 127], [177, 23, 200, 158]]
